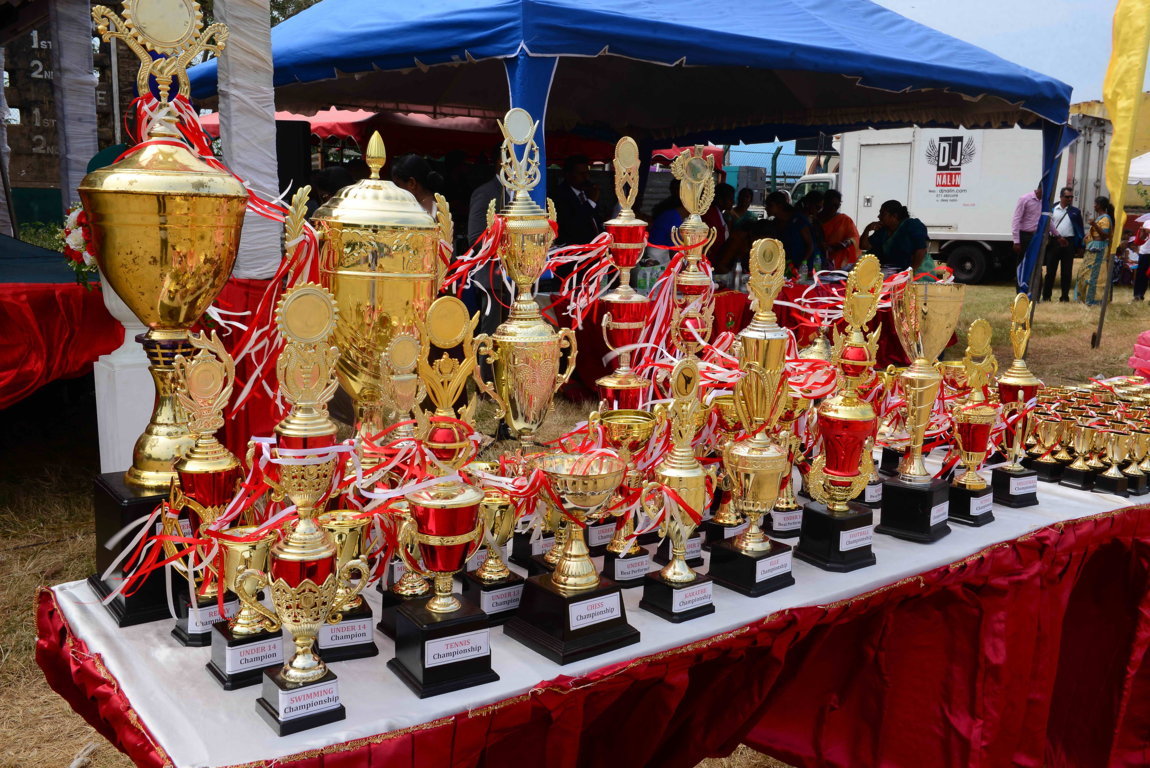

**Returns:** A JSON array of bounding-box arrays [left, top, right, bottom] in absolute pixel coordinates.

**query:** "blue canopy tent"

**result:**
[[188, 0, 1073, 291]]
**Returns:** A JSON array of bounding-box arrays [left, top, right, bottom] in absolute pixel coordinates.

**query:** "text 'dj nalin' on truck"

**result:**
[[790, 117, 1110, 283]]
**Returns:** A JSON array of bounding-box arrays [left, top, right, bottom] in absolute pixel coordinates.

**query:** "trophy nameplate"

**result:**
[[767, 507, 803, 538], [256, 669, 345, 736], [700, 518, 749, 551], [709, 540, 795, 598], [387, 599, 499, 698], [653, 533, 704, 568], [602, 547, 652, 589], [992, 466, 1040, 507], [638, 572, 717, 623], [173, 595, 238, 647], [206, 624, 285, 691], [315, 601, 379, 663], [585, 520, 617, 557]]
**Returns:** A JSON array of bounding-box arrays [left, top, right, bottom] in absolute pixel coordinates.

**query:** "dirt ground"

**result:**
[[3, 280, 1146, 767]]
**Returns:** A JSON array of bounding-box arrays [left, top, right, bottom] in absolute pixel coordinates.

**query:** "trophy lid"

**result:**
[[78, 137, 248, 200], [312, 132, 437, 229], [405, 481, 485, 509]]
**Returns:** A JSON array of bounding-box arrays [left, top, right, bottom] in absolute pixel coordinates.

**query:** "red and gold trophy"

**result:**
[[709, 364, 796, 596], [769, 390, 811, 536], [992, 294, 1042, 507], [597, 137, 651, 410], [166, 331, 242, 647], [639, 358, 719, 622], [669, 147, 716, 360], [235, 284, 369, 736], [795, 255, 882, 572], [948, 319, 999, 526]]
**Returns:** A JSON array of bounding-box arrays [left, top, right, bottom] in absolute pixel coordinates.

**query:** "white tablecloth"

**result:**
[[51, 477, 1129, 768]]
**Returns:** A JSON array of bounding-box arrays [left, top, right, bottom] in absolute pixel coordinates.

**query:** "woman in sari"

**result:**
[[819, 190, 860, 269], [1075, 196, 1115, 305]]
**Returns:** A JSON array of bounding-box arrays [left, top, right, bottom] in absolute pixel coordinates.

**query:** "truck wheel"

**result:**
[[945, 245, 988, 284]]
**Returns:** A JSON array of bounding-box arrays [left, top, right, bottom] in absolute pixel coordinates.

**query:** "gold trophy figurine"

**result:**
[[876, 280, 965, 543], [993, 294, 1043, 506], [80, 0, 248, 491], [638, 358, 719, 623], [948, 319, 999, 526], [795, 255, 883, 573], [670, 146, 717, 305], [474, 108, 577, 445]]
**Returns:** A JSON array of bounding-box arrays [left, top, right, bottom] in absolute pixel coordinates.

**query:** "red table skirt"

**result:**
[[36, 506, 1150, 768], [0, 283, 123, 409]]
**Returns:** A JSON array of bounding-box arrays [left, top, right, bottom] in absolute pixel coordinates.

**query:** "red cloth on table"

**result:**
[[37, 506, 1150, 768], [0, 283, 122, 409], [212, 277, 279, 459]]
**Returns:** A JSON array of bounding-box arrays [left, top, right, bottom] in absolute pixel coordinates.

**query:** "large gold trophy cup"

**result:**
[[876, 281, 965, 542], [79, 0, 247, 491], [474, 109, 577, 445]]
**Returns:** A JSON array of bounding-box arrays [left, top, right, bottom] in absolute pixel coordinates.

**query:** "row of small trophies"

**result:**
[[78, 0, 1143, 737]]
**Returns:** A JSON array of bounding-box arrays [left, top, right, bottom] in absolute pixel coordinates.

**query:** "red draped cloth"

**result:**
[[36, 507, 1150, 768], [0, 283, 122, 409]]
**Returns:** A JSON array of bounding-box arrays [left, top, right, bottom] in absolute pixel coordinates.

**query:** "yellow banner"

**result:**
[[1103, 0, 1150, 240]]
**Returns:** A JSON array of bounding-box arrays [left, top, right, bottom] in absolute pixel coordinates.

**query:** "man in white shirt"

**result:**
[[1044, 187, 1085, 302]]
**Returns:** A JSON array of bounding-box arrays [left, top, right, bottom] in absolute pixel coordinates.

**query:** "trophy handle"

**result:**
[[471, 333, 508, 420], [234, 567, 280, 632], [806, 454, 828, 505], [396, 513, 426, 578], [601, 312, 616, 352], [330, 557, 370, 622], [847, 442, 876, 499], [555, 328, 578, 392]]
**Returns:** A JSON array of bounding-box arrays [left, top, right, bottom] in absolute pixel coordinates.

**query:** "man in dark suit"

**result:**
[[551, 154, 603, 246]]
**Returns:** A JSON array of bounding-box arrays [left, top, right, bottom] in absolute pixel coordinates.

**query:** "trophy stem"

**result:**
[[393, 569, 430, 597], [735, 512, 772, 553], [283, 632, 327, 684], [476, 544, 512, 582], [551, 522, 599, 592], [897, 359, 941, 484], [544, 519, 568, 565], [426, 572, 460, 613], [125, 332, 196, 491]]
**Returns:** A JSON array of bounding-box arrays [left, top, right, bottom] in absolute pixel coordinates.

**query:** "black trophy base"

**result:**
[[653, 535, 703, 568], [89, 472, 170, 627], [509, 530, 555, 571], [172, 594, 222, 647], [854, 478, 885, 510], [1059, 466, 1096, 491], [795, 502, 876, 573], [876, 477, 951, 544], [602, 548, 652, 589], [461, 569, 525, 624], [503, 575, 639, 665], [585, 522, 615, 558], [639, 573, 716, 623], [377, 588, 429, 640], [1033, 460, 1064, 483], [708, 539, 795, 597], [1093, 472, 1130, 497], [879, 447, 901, 476], [1126, 473, 1149, 496], [256, 669, 345, 736], [992, 467, 1040, 508], [700, 518, 746, 552], [388, 598, 499, 698], [766, 506, 803, 539], [948, 485, 996, 527], [315, 602, 379, 662], [636, 530, 660, 545], [206, 624, 284, 691]]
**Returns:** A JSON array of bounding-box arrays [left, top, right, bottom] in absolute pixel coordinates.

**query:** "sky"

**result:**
[[871, 0, 1131, 104]]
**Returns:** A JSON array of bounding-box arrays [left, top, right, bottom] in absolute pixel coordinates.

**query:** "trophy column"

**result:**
[[947, 320, 998, 527]]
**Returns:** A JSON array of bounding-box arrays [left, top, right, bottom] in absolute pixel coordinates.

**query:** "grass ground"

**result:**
[[3, 280, 1145, 767]]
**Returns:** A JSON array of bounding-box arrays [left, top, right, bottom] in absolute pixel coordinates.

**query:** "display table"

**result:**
[[37, 479, 1150, 768]]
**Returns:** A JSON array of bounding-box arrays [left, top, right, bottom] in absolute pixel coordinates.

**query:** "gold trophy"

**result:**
[[166, 331, 242, 646], [80, 0, 247, 491], [314, 131, 450, 449], [388, 481, 500, 696], [590, 409, 661, 587], [313, 510, 378, 661], [638, 358, 718, 622], [795, 255, 882, 572], [670, 146, 717, 317], [597, 137, 652, 410], [709, 365, 795, 596], [205, 525, 283, 690], [993, 294, 1042, 506], [1097, 430, 1132, 496], [503, 453, 640, 664], [458, 461, 525, 622], [771, 389, 811, 533], [474, 108, 577, 445], [948, 319, 998, 526], [877, 280, 965, 542], [235, 283, 369, 735]]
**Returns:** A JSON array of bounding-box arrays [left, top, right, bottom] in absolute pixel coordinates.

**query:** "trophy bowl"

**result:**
[[219, 526, 278, 636], [535, 452, 626, 592], [401, 482, 485, 613], [952, 405, 996, 489], [461, 461, 518, 583], [318, 510, 370, 611], [723, 435, 786, 552], [594, 410, 659, 555]]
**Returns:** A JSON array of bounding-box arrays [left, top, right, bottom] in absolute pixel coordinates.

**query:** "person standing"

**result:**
[[1132, 221, 1150, 301], [1074, 196, 1115, 306], [818, 189, 859, 269], [760, 191, 814, 278], [551, 154, 602, 246], [1011, 185, 1058, 292], [860, 200, 935, 274], [1043, 187, 1085, 302]]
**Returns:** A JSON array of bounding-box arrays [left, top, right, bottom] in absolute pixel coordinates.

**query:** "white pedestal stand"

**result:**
[[94, 276, 151, 474]]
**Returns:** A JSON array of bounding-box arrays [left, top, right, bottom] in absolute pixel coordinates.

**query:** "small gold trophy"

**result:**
[[80, 0, 248, 491], [948, 319, 998, 526], [795, 255, 882, 572], [234, 283, 369, 735], [993, 294, 1042, 506], [474, 108, 577, 445], [638, 358, 719, 622], [877, 280, 965, 542], [457, 461, 524, 622]]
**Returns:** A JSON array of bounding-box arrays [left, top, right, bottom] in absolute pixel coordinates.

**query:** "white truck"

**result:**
[[790, 115, 1111, 283]]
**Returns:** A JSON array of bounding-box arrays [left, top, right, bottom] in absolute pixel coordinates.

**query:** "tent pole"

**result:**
[[505, 52, 557, 207]]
